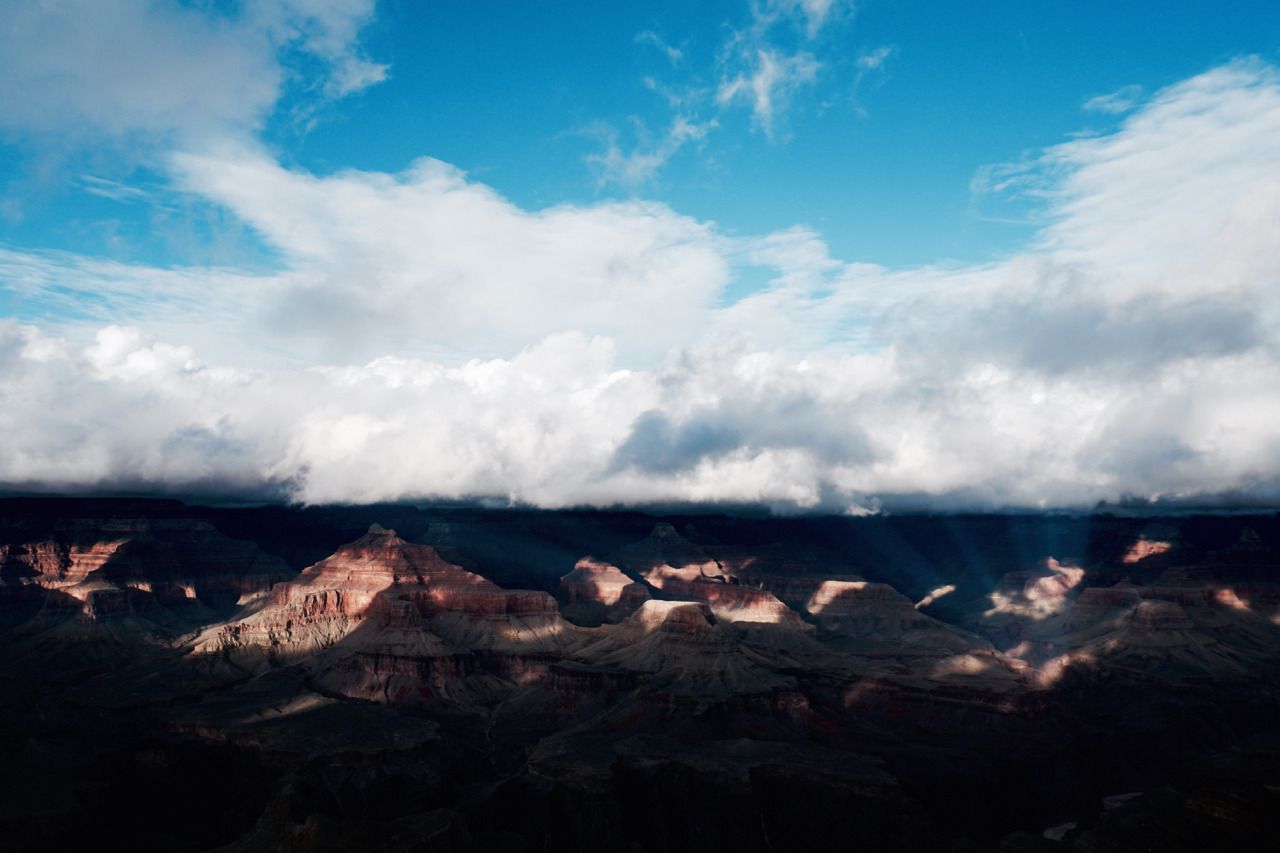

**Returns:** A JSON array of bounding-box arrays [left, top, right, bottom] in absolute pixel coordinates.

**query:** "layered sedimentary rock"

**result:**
[[805, 578, 988, 654], [5, 502, 1280, 852], [570, 600, 798, 700], [611, 524, 806, 626], [991, 568, 1280, 683], [557, 557, 650, 625], [0, 516, 290, 651], [200, 524, 574, 663]]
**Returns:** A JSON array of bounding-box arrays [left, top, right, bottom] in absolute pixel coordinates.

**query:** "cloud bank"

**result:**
[[0, 2, 1278, 512]]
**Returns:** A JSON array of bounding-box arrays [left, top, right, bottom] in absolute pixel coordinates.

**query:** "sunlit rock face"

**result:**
[[0, 537, 126, 588], [804, 579, 986, 654], [986, 558, 1085, 620], [570, 600, 799, 700], [199, 524, 576, 667], [991, 565, 1280, 682], [0, 515, 290, 645], [610, 524, 805, 625], [1123, 538, 1175, 564], [557, 556, 650, 625]]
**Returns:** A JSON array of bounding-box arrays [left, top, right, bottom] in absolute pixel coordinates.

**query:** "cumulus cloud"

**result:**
[[3, 59, 1280, 511], [169, 145, 729, 363]]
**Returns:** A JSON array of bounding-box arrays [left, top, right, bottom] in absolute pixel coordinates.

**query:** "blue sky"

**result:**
[[1, 1, 1279, 510], [6, 1, 1278, 270]]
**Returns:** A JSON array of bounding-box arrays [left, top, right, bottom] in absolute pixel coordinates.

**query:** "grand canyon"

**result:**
[[1, 498, 1277, 851], [5, 2, 1280, 851]]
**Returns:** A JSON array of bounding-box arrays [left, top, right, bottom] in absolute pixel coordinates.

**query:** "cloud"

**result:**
[[79, 175, 152, 204], [636, 30, 684, 65], [4, 59, 1280, 511], [593, 1, 851, 183], [756, 0, 846, 40], [717, 49, 822, 137], [163, 145, 729, 363], [0, 0, 384, 146], [1037, 60, 1280, 290], [857, 45, 894, 73], [715, 0, 848, 137], [1082, 84, 1144, 114], [587, 116, 717, 187]]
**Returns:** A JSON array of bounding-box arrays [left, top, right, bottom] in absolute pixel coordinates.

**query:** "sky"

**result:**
[[1, 0, 1279, 512]]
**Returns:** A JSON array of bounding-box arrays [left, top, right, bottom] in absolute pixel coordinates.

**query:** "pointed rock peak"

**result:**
[[572, 556, 621, 573], [642, 522, 706, 555], [346, 523, 406, 548]]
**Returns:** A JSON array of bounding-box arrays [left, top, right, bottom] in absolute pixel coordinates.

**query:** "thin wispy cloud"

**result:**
[[717, 49, 822, 138], [589, 0, 855, 185], [635, 30, 684, 65], [587, 116, 718, 188], [1082, 83, 1144, 114], [79, 175, 151, 204], [857, 45, 894, 73]]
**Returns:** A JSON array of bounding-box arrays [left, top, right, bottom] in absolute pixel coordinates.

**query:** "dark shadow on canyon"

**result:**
[[1, 500, 1279, 851]]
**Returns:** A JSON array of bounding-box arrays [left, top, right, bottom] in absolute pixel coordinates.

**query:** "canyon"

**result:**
[[1, 499, 1278, 851]]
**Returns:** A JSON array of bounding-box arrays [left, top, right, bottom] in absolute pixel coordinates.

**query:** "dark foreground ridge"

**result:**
[[1, 498, 1278, 851]]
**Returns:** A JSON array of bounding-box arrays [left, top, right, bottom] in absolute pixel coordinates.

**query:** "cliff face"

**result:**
[[200, 524, 574, 661], [557, 556, 650, 625], [0, 515, 291, 653], [609, 524, 809, 626]]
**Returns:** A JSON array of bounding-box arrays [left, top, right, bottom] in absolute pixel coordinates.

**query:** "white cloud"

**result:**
[[717, 49, 821, 137], [714, 0, 845, 137], [0, 0, 384, 145], [857, 45, 894, 72], [594, 0, 850, 183], [4, 59, 1280, 511], [165, 145, 729, 363], [1036, 60, 1280, 291], [635, 30, 684, 65], [79, 175, 152, 204], [1082, 84, 1144, 114], [756, 0, 845, 40], [588, 116, 717, 187]]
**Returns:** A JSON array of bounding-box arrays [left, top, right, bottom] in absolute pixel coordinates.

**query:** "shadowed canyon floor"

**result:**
[[1, 499, 1279, 851]]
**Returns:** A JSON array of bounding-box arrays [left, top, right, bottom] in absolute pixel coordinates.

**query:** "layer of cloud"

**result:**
[[3, 56, 1280, 511], [169, 145, 729, 363]]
